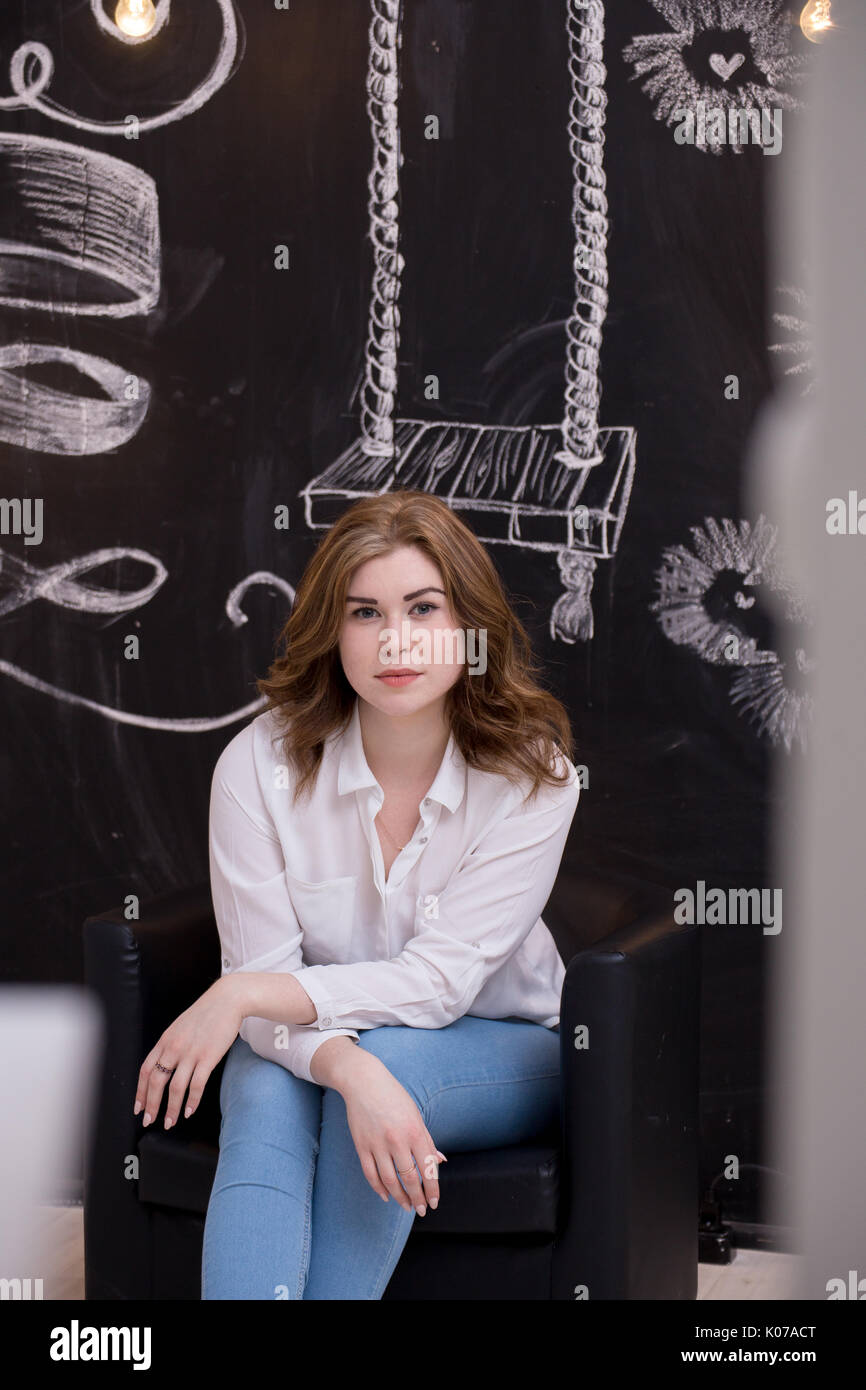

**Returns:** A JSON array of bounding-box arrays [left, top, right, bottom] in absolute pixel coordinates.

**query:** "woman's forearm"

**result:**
[[230, 970, 318, 1026], [309, 1035, 374, 1092], [225, 971, 374, 1094]]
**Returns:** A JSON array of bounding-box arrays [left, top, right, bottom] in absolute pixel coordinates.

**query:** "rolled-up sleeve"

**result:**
[[287, 765, 580, 1031], [209, 741, 360, 1085]]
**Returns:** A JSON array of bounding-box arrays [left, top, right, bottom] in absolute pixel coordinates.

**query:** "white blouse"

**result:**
[[209, 696, 580, 1084]]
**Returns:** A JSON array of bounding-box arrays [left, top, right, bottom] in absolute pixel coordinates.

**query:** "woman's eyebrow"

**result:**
[[345, 587, 446, 603]]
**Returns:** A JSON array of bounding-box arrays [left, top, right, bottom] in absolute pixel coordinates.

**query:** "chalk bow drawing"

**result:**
[[302, 0, 636, 644], [768, 284, 814, 395], [0, 545, 167, 618], [622, 0, 807, 155], [0, 344, 152, 454], [0, 1, 241, 136], [650, 516, 814, 752], [0, 558, 289, 730]]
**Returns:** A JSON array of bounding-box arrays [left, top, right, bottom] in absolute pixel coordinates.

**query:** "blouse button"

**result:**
[[423, 797, 431, 805], [222, 956, 230, 969], [321, 1015, 332, 1026], [419, 836, 428, 843]]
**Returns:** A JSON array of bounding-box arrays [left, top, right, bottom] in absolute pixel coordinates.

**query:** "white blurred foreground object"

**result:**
[[0, 987, 103, 1290], [745, 0, 866, 1299]]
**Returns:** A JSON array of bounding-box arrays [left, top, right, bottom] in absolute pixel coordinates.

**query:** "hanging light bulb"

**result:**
[[114, 0, 158, 38], [800, 0, 834, 43]]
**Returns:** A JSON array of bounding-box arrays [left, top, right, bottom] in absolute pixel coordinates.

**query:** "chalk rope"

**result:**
[[360, 0, 404, 457], [360, 0, 610, 468], [559, 0, 608, 468]]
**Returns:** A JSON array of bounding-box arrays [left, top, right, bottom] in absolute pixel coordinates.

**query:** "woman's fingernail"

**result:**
[[415, 1204, 426, 1217], [184, 1106, 192, 1119], [164, 1117, 173, 1130], [429, 1197, 438, 1210], [133, 1101, 142, 1116], [143, 1113, 151, 1126]]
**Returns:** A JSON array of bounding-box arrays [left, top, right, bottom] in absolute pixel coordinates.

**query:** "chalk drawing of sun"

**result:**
[[650, 515, 814, 752], [768, 284, 814, 395], [623, 0, 808, 155]]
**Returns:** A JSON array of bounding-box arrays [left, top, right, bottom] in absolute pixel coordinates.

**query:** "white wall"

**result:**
[[747, 0, 866, 1300]]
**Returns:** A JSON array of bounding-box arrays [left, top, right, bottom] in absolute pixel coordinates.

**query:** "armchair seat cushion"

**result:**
[[137, 1132, 561, 1237]]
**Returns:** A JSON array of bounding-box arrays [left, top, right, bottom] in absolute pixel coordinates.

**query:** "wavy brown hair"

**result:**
[[256, 489, 576, 805]]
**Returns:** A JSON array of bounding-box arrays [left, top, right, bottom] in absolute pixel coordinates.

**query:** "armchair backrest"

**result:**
[[543, 869, 674, 965]]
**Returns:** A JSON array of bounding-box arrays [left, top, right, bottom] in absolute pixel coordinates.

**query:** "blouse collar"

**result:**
[[336, 696, 466, 813]]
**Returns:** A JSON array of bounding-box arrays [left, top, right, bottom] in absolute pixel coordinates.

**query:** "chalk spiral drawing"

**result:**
[[650, 516, 814, 752], [0, 1, 241, 136], [0, 561, 290, 731], [0, 2, 285, 732], [768, 284, 814, 395], [303, 0, 636, 644], [622, 0, 807, 154]]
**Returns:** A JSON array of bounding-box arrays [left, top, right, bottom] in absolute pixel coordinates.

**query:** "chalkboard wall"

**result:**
[[0, 0, 815, 1231]]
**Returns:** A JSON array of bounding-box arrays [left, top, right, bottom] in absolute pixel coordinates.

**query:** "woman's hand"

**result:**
[[134, 976, 245, 1129], [339, 1052, 446, 1217]]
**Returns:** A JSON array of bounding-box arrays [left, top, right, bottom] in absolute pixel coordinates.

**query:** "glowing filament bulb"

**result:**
[[114, 0, 158, 38], [800, 0, 834, 43]]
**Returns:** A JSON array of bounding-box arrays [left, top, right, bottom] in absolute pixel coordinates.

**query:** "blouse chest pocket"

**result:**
[[285, 872, 358, 966]]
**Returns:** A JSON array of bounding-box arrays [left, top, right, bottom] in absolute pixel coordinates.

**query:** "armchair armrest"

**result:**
[[551, 890, 700, 1300], [82, 882, 220, 1299]]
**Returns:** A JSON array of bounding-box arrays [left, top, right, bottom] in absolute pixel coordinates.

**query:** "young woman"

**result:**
[[134, 489, 581, 1300]]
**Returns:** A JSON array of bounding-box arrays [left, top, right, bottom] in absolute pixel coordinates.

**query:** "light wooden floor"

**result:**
[[697, 1248, 799, 1300], [22, 1205, 799, 1300]]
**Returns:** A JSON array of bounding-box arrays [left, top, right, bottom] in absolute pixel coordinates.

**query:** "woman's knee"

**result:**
[[220, 1040, 315, 1131]]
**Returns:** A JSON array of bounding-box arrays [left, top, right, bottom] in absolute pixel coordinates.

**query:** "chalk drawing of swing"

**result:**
[[301, 0, 636, 644]]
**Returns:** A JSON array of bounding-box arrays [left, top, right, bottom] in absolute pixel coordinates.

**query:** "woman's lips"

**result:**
[[376, 671, 421, 686]]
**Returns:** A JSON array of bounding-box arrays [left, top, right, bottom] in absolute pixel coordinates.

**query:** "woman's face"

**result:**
[[338, 545, 466, 717]]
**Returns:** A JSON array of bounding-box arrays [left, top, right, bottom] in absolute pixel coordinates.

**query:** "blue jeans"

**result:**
[[201, 1014, 560, 1300]]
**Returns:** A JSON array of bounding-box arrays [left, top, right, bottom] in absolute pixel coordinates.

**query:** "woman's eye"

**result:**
[[350, 602, 438, 619]]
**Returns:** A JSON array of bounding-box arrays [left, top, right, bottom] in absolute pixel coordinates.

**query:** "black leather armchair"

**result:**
[[82, 869, 700, 1300]]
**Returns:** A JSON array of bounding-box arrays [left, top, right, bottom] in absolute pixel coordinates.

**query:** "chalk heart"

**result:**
[[709, 52, 746, 82]]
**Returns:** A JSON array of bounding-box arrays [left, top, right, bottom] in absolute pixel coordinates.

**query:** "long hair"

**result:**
[[256, 490, 576, 804]]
